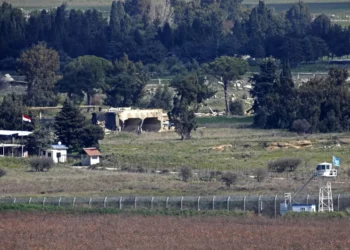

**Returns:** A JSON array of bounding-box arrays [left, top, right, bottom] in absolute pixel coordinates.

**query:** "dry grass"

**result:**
[[2, 127, 350, 197], [1, 212, 350, 250]]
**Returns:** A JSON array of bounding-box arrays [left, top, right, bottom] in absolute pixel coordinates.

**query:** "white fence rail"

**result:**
[[2, 194, 350, 216]]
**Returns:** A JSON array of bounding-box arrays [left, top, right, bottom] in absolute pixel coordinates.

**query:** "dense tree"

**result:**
[[59, 56, 113, 105], [0, 93, 32, 130], [54, 99, 104, 151], [250, 59, 297, 128], [108, 1, 131, 41], [17, 43, 60, 106], [169, 73, 215, 140], [205, 56, 248, 115], [0, 0, 349, 70], [285, 1, 312, 37], [148, 85, 173, 111], [105, 54, 148, 107], [26, 125, 53, 156]]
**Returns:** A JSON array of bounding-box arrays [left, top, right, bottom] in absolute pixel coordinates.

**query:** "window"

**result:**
[[48, 152, 52, 157], [300, 208, 305, 211], [92, 156, 98, 159]]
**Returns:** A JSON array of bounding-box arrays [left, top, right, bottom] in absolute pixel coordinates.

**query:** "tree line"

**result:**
[[251, 59, 350, 133], [1, 0, 350, 67]]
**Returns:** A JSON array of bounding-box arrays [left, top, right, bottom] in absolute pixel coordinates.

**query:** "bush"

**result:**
[[179, 166, 192, 182], [268, 158, 302, 173], [30, 158, 54, 172], [0, 168, 7, 178], [230, 100, 245, 116], [255, 168, 268, 182], [221, 172, 237, 187], [291, 119, 311, 134]]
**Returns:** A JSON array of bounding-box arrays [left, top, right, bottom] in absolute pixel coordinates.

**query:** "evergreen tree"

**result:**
[[205, 56, 248, 115], [59, 56, 113, 105], [0, 93, 32, 130], [169, 73, 215, 140], [148, 85, 173, 111], [54, 99, 104, 151], [105, 54, 148, 107], [17, 43, 60, 107]]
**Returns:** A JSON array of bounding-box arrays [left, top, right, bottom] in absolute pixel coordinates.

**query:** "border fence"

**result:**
[[1, 194, 350, 217]]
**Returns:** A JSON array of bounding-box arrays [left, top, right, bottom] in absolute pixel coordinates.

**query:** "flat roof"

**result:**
[[0, 130, 32, 137]]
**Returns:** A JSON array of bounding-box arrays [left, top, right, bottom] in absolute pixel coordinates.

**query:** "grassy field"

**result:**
[[1, 210, 350, 250], [1, 123, 350, 198]]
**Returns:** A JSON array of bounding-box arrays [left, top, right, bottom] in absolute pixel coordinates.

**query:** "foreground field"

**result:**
[[1, 212, 350, 250]]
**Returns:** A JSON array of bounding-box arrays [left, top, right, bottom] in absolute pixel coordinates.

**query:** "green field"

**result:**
[[2, 118, 350, 198]]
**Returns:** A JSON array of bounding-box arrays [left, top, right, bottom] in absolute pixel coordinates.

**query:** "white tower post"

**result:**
[[319, 181, 333, 212]]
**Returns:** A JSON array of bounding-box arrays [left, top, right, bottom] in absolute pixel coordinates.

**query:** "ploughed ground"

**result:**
[[0, 212, 349, 250]]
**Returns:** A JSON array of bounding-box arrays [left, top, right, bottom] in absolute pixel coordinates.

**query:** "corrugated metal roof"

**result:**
[[0, 130, 32, 136], [83, 148, 101, 156]]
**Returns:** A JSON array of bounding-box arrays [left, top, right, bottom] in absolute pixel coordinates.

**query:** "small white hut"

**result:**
[[81, 148, 101, 166], [42, 142, 68, 163]]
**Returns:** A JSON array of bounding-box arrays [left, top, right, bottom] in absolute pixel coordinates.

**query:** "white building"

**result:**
[[42, 143, 68, 163], [81, 148, 101, 166]]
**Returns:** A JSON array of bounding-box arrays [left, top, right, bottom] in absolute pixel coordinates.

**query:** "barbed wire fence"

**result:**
[[2, 194, 350, 217]]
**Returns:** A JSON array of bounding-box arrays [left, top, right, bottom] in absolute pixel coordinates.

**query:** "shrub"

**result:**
[[30, 158, 54, 172], [230, 100, 244, 116], [255, 168, 268, 182], [268, 158, 302, 173], [179, 166, 192, 182], [0, 168, 7, 178], [221, 172, 237, 187], [291, 119, 311, 134]]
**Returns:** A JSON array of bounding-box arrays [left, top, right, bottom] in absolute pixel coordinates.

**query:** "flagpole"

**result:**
[[21, 116, 23, 158]]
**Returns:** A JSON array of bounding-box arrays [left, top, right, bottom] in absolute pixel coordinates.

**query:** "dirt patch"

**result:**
[[211, 144, 233, 151], [265, 140, 312, 150]]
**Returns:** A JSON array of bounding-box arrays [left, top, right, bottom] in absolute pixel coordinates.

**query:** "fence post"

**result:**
[[166, 197, 169, 209], [258, 196, 261, 215], [28, 197, 32, 204], [212, 196, 215, 210], [43, 197, 46, 206], [104, 197, 108, 209], [151, 197, 154, 210], [227, 196, 230, 211], [119, 197, 123, 210], [274, 195, 278, 218], [180, 196, 184, 210], [72, 197, 76, 207], [338, 194, 340, 212], [197, 196, 201, 211], [306, 194, 309, 205], [58, 197, 62, 207], [134, 197, 137, 209], [89, 197, 92, 208], [243, 196, 246, 212]]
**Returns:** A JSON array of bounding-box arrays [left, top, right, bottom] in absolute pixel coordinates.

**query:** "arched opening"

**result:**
[[123, 118, 142, 132], [142, 118, 161, 132]]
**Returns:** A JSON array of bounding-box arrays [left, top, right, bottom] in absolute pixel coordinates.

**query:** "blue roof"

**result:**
[[50, 144, 68, 150]]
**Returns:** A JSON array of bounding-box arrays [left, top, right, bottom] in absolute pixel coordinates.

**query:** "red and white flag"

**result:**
[[22, 115, 31, 123]]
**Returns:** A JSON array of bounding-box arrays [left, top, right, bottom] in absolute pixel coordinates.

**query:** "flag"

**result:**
[[22, 115, 31, 123], [332, 156, 340, 167]]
